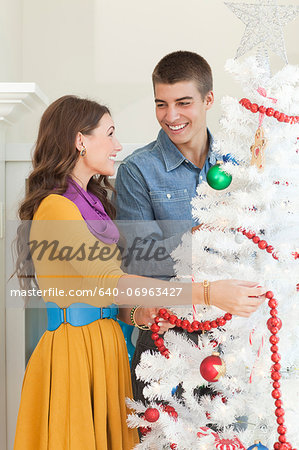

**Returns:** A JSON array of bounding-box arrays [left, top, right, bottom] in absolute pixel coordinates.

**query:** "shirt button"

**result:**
[[166, 193, 172, 199], [185, 159, 189, 163]]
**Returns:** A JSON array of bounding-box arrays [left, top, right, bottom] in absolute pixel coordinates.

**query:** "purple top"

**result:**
[[62, 178, 119, 244]]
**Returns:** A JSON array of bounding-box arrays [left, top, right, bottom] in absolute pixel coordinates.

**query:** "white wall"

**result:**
[[7, 0, 299, 144]]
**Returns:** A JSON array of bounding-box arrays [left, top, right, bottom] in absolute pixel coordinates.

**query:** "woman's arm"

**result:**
[[116, 275, 266, 318]]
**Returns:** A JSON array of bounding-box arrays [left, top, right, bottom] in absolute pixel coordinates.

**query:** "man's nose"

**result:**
[[165, 106, 180, 123]]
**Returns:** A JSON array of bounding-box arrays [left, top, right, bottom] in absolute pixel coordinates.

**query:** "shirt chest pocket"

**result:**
[[149, 189, 191, 220]]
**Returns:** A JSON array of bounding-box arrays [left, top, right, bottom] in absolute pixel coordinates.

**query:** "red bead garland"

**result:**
[[240, 230, 297, 450], [239, 98, 299, 124], [150, 310, 232, 359], [149, 230, 298, 449]]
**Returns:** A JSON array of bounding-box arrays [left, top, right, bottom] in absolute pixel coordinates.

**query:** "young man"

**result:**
[[115, 51, 215, 403]]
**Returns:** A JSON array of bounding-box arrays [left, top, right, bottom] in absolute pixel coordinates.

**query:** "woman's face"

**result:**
[[78, 113, 122, 177]]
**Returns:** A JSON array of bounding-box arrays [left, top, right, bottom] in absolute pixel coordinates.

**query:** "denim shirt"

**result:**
[[114, 128, 215, 277]]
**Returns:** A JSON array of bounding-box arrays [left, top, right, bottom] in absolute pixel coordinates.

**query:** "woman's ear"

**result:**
[[75, 132, 85, 152]]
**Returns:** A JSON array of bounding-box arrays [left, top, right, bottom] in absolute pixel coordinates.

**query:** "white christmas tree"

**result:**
[[127, 56, 299, 450], [127, 3, 299, 449]]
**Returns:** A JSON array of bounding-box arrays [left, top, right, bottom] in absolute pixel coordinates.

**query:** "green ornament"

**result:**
[[207, 162, 232, 190]]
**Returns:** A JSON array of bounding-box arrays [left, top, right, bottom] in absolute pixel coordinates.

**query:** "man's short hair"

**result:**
[[152, 50, 213, 100]]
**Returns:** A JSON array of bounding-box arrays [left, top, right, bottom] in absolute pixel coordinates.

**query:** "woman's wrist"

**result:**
[[130, 306, 150, 330]]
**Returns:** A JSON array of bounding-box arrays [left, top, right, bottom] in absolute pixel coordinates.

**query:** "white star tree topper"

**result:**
[[225, 0, 299, 63]]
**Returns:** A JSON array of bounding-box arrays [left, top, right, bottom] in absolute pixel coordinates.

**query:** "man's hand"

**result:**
[[134, 307, 176, 334]]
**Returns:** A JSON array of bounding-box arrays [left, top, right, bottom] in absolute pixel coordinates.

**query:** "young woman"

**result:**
[[13, 95, 265, 449]]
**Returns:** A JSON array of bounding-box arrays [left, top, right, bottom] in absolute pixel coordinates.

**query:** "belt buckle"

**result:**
[[62, 307, 67, 324]]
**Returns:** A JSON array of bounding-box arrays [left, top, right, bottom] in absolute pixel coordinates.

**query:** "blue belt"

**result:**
[[46, 302, 119, 331]]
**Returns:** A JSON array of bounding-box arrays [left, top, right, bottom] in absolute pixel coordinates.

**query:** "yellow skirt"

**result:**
[[14, 319, 139, 450]]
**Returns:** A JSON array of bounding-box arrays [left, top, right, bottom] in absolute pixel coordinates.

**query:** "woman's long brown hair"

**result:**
[[13, 95, 116, 292]]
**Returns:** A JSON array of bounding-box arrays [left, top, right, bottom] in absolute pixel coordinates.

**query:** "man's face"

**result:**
[[154, 80, 213, 149]]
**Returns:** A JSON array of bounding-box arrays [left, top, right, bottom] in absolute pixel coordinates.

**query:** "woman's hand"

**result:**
[[134, 307, 176, 334], [207, 279, 266, 317]]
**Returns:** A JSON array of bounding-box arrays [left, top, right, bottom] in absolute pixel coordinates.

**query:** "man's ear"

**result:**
[[205, 91, 214, 110]]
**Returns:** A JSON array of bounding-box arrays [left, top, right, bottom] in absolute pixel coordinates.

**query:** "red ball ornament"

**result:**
[[266, 107, 275, 116], [275, 408, 285, 417], [175, 319, 182, 328], [274, 110, 280, 119], [268, 298, 278, 308], [192, 320, 200, 331], [272, 371, 281, 381], [277, 416, 285, 425], [259, 105, 266, 114], [272, 389, 281, 399], [200, 353, 226, 382], [270, 335, 279, 344], [169, 315, 177, 325], [278, 113, 286, 122], [266, 291, 274, 299], [258, 240, 268, 249], [151, 323, 160, 333], [161, 349, 170, 358], [170, 444, 177, 449], [268, 317, 280, 329], [203, 321, 212, 331], [277, 425, 287, 434], [155, 338, 164, 348], [217, 318, 226, 327], [144, 407, 160, 422], [251, 103, 259, 113], [266, 245, 274, 253], [271, 352, 281, 362], [181, 319, 190, 330], [253, 236, 260, 244]]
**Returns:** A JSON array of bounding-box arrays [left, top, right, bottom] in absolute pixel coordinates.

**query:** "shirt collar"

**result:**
[[157, 128, 214, 172]]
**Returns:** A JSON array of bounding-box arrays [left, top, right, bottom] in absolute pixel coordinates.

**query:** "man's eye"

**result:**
[[156, 104, 165, 108], [178, 102, 190, 106]]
